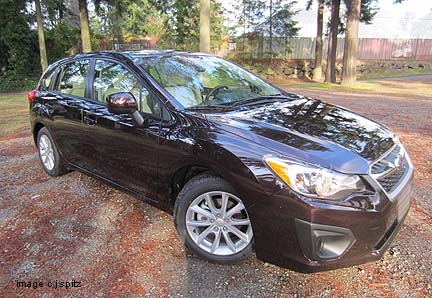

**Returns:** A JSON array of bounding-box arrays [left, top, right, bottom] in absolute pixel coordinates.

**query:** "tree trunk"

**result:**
[[199, 0, 210, 53], [243, 3, 246, 59], [35, 0, 48, 72], [313, 0, 324, 82], [341, 0, 361, 85], [325, 0, 340, 83], [78, 0, 92, 53], [269, 0, 273, 58], [177, 12, 185, 47]]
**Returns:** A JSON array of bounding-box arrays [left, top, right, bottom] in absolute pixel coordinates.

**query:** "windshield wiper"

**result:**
[[184, 104, 230, 111], [184, 94, 287, 111], [227, 94, 287, 108]]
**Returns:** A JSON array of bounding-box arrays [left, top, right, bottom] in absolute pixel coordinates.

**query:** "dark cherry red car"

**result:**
[[29, 50, 413, 272]]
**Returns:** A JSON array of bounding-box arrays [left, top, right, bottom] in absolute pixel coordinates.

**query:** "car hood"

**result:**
[[204, 96, 396, 174]]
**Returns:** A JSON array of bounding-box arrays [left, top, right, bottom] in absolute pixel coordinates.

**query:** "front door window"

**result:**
[[93, 60, 161, 116]]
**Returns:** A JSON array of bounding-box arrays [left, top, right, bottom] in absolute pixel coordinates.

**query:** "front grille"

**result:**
[[376, 160, 407, 193], [371, 143, 409, 195], [371, 145, 403, 175]]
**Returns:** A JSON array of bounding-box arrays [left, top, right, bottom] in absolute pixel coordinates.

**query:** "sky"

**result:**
[[223, 0, 432, 38]]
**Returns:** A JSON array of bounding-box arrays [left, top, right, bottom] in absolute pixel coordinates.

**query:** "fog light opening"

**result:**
[[314, 233, 354, 259], [295, 219, 356, 261]]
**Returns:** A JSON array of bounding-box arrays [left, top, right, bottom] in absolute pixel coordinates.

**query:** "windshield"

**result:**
[[138, 55, 281, 109]]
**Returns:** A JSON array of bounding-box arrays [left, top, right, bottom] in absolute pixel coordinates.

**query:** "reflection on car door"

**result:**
[[82, 59, 162, 201], [46, 59, 90, 167]]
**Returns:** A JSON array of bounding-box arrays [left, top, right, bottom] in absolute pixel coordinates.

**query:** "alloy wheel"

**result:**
[[39, 135, 55, 171], [185, 191, 253, 256]]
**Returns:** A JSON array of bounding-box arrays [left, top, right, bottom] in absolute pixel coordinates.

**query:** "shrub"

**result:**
[[0, 73, 39, 91]]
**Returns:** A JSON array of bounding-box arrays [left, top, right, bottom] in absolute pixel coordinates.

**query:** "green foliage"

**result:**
[[152, 0, 225, 51], [0, 75, 39, 91], [265, 0, 299, 38], [93, 0, 166, 41], [230, 0, 266, 36], [334, 0, 379, 32], [45, 23, 81, 61], [210, 1, 227, 49], [359, 0, 379, 24], [0, 0, 41, 90], [229, 0, 299, 58], [92, 2, 123, 39], [43, 0, 69, 27], [121, 0, 165, 36], [92, 0, 226, 51], [230, 0, 298, 38], [0, 0, 34, 75], [157, 0, 200, 50]]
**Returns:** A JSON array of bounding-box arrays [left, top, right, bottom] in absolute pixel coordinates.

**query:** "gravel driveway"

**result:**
[[1, 76, 431, 297]]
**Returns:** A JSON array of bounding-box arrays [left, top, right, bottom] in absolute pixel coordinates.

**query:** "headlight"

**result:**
[[264, 157, 365, 199]]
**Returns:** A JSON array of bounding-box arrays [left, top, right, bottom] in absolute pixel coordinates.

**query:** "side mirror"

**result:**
[[106, 92, 137, 114], [106, 92, 146, 126]]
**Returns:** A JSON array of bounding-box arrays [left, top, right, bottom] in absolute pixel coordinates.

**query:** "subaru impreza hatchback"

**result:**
[[29, 50, 413, 272]]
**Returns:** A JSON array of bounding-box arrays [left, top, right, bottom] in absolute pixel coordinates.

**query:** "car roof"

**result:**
[[58, 49, 208, 62], [47, 49, 211, 73]]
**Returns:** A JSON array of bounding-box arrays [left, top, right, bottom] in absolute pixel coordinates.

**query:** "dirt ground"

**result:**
[[1, 76, 431, 297]]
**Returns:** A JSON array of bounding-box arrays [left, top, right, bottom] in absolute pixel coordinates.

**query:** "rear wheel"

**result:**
[[37, 127, 68, 176], [174, 174, 253, 263]]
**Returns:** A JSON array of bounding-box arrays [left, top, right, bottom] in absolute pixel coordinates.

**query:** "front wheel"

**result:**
[[174, 174, 254, 264]]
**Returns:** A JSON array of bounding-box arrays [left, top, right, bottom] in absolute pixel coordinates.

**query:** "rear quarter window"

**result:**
[[38, 69, 56, 91]]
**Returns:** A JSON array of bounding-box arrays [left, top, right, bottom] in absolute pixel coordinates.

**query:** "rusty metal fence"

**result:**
[[228, 37, 432, 60]]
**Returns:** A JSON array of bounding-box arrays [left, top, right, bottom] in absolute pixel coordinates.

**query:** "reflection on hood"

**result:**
[[206, 97, 395, 162]]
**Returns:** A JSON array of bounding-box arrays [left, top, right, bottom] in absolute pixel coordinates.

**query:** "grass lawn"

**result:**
[[286, 74, 432, 97], [287, 82, 379, 91], [0, 93, 29, 138], [358, 69, 432, 79]]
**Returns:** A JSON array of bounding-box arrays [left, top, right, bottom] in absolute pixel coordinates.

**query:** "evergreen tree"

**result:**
[[0, 0, 34, 76], [266, 0, 299, 57], [152, 0, 225, 51], [325, 0, 340, 83], [341, 0, 361, 85], [307, 0, 325, 81], [121, 0, 165, 37]]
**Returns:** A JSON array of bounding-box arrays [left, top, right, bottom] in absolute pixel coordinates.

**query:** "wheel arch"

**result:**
[[169, 164, 218, 212], [167, 144, 277, 213], [32, 122, 46, 144]]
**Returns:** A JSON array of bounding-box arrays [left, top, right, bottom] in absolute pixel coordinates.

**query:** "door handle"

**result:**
[[84, 114, 97, 126], [44, 102, 54, 113]]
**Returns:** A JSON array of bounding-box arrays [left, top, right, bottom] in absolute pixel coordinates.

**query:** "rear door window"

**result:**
[[58, 60, 90, 98]]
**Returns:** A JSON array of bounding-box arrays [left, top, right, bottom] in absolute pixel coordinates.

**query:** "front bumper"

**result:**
[[247, 164, 413, 273]]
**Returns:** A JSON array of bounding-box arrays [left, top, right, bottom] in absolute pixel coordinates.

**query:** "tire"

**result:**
[[174, 173, 254, 264], [37, 127, 68, 177]]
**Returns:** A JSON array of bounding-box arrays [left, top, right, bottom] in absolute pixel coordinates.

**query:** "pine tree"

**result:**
[[341, 0, 361, 85], [325, 0, 340, 83], [307, 0, 324, 81]]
